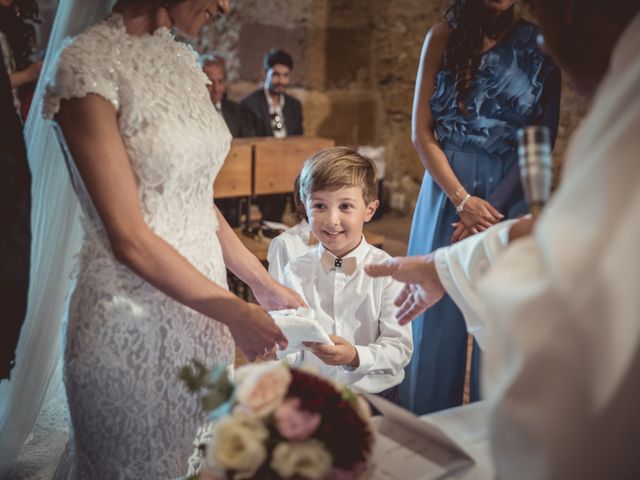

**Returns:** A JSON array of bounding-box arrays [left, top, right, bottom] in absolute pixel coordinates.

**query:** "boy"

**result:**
[[281, 147, 412, 403]]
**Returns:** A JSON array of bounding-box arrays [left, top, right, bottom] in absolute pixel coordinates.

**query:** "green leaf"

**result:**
[[179, 360, 235, 413], [341, 386, 358, 405], [200, 383, 233, 412]]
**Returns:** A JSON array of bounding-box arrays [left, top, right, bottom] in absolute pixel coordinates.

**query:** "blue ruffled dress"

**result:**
[[402, 19, 561, 414]]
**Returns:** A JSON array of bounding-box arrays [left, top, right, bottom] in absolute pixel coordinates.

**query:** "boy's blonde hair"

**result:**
[[299, 147, 378, 205]]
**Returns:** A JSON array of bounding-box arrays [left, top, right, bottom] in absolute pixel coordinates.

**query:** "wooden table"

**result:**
[[214, 136, 336, 199], [214, 136, 336, 229]]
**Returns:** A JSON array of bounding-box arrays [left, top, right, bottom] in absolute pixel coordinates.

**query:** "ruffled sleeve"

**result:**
[[43, 21, 121, 119], [430, 20, 557, 157]]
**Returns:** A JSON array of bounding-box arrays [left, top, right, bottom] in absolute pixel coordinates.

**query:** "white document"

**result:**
[[364, 394, 474, 480], [270, 308, 334, 355], [262, 220, 289, 231]]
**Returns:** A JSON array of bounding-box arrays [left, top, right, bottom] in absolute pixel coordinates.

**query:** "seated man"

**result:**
[[240, 48, 304, 222], [240, 48, 303, 138], [200, 52, 242, 137]]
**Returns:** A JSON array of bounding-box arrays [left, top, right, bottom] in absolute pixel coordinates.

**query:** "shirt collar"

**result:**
[[317, 236, 369, 272]]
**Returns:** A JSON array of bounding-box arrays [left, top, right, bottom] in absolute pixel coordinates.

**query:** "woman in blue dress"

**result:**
[[403, 0, 561, 414]]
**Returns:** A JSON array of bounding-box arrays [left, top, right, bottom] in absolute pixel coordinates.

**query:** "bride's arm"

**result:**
[[214, 210, 305, 311], [55, 94, 287, 360]]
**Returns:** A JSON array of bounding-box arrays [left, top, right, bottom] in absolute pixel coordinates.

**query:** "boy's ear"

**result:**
[[364, 200, 380, 222]]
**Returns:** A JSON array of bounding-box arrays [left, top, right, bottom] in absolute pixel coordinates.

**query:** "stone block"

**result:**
[[237, 22, 310, 86], [313, 90, 381, 146], [324, 26, 373, 89]]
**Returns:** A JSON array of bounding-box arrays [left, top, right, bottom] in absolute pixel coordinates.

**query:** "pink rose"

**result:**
[[274, 397, 322, 440], [235, 361, 292, 417]]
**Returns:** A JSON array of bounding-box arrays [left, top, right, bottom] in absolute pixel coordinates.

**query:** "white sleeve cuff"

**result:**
[[352, 345, 375, 373], [433, 221, 515, 351]]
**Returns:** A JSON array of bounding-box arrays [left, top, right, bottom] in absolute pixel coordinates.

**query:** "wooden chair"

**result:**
[[213, 141, 252, 226], [253, 136, 335, 196], [213, 141, 252, 199]]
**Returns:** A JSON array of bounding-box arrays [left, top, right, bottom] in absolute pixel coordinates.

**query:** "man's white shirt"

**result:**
[[264, 87, 287, 138]]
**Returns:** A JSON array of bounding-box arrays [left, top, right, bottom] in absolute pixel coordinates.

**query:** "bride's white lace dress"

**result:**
[[41, 14, 235, 479]]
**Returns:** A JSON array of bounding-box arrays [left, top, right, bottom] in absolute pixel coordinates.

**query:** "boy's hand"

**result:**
[[304, 335, 359, 368]]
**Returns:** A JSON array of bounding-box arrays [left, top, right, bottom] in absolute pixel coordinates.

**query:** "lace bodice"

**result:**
[[41, 14, 235, 479], [45, 14, 231, 276]]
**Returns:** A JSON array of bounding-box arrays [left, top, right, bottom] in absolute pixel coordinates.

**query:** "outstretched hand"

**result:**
[[364, 253, 445, 325]]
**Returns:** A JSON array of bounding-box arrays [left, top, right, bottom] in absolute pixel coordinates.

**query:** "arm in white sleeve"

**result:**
[[354, 277, 413, 375], [434, 219, 516, 350], [481, 40, 640, 476], [267, 235, 288, 283]]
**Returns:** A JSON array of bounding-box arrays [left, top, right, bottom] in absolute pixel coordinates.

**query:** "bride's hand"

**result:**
[[226, 302, 288, 361], [252, 278, 306, 312]]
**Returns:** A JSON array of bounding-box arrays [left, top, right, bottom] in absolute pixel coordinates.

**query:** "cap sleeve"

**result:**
[[43, 29, 120, 119]]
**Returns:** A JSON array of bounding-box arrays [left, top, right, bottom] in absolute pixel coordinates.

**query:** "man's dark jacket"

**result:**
[[239, 89, 303, 137], [219, 94, 243, 137]]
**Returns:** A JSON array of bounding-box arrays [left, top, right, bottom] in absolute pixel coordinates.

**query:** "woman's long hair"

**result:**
[[444, 0, 515, 114]]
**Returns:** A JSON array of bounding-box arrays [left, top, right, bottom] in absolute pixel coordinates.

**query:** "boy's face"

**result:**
[[306, 186, 379, 258]]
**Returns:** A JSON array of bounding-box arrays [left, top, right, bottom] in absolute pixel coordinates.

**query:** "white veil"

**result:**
[[0, 0, 116, 475]]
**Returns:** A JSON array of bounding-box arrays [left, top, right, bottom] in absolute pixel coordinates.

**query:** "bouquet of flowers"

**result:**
[[180, 360, 374, 480]]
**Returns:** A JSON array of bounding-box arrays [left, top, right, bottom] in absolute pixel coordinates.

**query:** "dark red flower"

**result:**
[[285, 370, 373, 469]]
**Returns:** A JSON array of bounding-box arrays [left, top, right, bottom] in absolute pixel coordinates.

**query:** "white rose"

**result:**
[[271, 440, 333, 480], [206, 413, 268, 479]]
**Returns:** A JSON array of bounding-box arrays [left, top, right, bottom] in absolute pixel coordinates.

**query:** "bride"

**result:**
[[4, 0, 303, 478]]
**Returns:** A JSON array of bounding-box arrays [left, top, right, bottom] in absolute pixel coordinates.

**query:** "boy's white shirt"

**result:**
[[281, 237, 413, 394], [267, 220, 314, 283]]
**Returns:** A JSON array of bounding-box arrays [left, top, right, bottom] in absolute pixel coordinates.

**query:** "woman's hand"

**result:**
[[451, 221, 478, 243], [458, 196, 503, 231], [226, 301, 288, 361], [11, 60, 43, 88], [252, 278, 306, 312]]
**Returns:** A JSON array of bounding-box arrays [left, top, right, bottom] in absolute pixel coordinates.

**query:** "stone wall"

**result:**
[[34, 0, 586, 189], [197, 0, 588, 190]]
